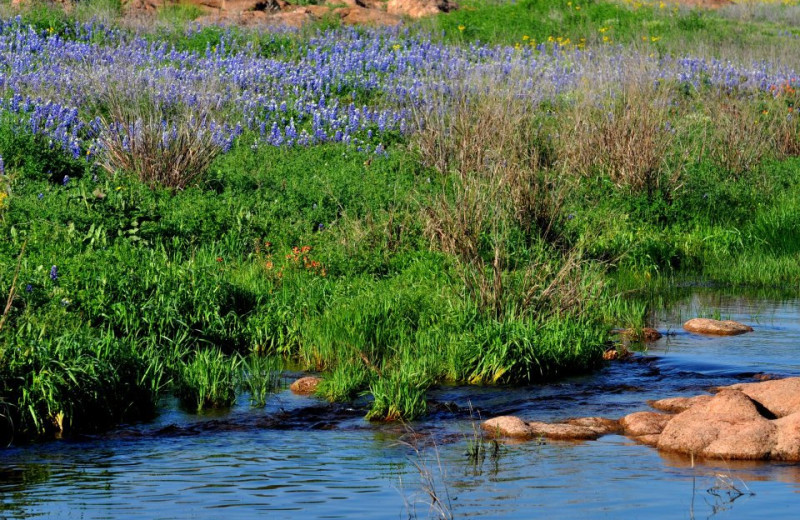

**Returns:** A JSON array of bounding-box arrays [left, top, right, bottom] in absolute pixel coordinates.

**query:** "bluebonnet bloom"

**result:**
[[25, 284, 33, 293], [0, 19, 796, 165], [62, 175, 70, 186], [50, 265, 58, 281], [38, 193, 44, 200]]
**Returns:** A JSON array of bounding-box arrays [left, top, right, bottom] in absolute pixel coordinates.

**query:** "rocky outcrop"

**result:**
[[336, 6, 401, 26], [657, 389, 776, 459], [290, 376, 322, 396], [621, 411, 672, 437], [725, 377, 800, 418], [481, 377, 800, 462], [683, 318, 753, 336], [620, 411, 672, 446], [386, 0, 456, 18], [648, 395, 712, 413], [122, 0, 453, 27]]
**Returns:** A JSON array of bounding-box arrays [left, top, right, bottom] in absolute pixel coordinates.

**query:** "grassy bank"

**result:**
[[2, 0, 800, 444]]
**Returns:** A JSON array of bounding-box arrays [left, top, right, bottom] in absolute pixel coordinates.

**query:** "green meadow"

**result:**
[[2, 0, 800, 444]]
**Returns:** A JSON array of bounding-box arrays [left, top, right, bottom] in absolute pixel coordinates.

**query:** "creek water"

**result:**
[[3, 290, 800, 519]]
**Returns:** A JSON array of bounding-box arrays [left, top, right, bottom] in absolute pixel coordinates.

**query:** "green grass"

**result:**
[[176, 348, 241, 412], [242, 354, 282, 407], [0, 122, 625, 441], [4, 0, 800, 444], [427, 0, 800, 63]]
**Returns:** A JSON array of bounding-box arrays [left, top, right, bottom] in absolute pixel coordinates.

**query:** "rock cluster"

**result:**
[[482, 377, 800, 462], [482, 415, 620, 441], [121, 0, 455, 27]]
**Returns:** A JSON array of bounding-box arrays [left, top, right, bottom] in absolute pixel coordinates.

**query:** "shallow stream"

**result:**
[[3, 290, 800, 519]]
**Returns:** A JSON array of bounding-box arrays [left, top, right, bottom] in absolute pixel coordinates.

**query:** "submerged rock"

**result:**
[[290, 376, 322, 396], [615, 327, 663, 342], [565, 417, 622, 435], [482, 416, 619, 441], [753, 373, 779, 381], [603, 347, 633, 361], [683, 318, 753, 336]]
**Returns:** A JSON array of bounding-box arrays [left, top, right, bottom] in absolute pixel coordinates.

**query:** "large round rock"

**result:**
[[482, 416, 532, 439], [657, 389, 776, 460], [683, 318, 753, 336]]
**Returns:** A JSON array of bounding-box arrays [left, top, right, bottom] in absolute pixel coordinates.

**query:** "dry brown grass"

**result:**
[[414, 88, 574, 317], [99, 92, 223, 190], [559, 83, 678, 197], [706, 97, 774, 177]]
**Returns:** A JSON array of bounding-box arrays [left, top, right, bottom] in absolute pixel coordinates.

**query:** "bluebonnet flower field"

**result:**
[[2, 0, 800, 445]]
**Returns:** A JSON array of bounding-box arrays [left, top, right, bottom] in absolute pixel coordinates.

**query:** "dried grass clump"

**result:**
[[415, 87, 563, 238], [414, 87, 587, 318], [706, 97, 774, 177], [99, 91, 224, 190], [559, 83, 677, 197]]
